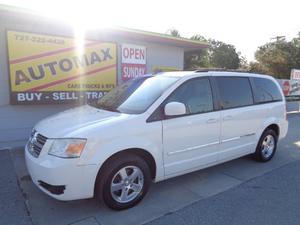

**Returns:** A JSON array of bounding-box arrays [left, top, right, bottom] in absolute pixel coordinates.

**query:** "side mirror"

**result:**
[[164, 102, 186, 116]]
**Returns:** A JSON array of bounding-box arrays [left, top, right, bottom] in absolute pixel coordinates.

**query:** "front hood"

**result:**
[[35, 105, 122, 138]]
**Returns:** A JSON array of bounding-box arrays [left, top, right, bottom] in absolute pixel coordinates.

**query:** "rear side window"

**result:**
[[215, 77, 253, 109], [253, 77, 283, 103]]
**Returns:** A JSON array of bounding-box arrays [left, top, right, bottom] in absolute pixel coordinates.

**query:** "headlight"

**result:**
[[48, 139, 86, 158]]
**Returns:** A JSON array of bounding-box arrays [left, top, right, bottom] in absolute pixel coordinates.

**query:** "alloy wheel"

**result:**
[[110, 166, 144, 204]]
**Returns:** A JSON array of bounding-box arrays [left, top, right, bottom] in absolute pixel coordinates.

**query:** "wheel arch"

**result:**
[[264, 123, 280, 137], [100, 148, 157, 180], [254, 123, 279, 162], [94, 148, 157, 196]]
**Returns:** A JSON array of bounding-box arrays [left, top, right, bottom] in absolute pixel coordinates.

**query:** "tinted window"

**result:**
[[166, 78, 213, 115], [253, 77, 283, 103], [216, 77, 253, 109]]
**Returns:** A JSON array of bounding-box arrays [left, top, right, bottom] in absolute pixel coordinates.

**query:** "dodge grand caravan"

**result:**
[[25, 71, 288, 210]]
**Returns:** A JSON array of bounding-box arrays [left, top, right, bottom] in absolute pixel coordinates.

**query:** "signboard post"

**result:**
[[7, 31, 117, 104], [121, 44, 146, 81]]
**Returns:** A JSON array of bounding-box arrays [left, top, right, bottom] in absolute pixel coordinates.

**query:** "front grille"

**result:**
[[27, 131, 48, 158]]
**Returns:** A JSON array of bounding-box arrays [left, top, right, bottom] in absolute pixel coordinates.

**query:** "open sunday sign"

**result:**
[[121, 44, 147, 81]]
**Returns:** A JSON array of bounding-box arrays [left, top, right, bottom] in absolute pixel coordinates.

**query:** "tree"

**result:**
[[250, 35, 300, 79], [209, 40, 240, 69], [190, 34, 206, 42], [167, 28, 243, 70], [184, 35, 210, 69], [249, 61, 268, 74], [184, 35, 242, 69], [239, 54, 249, 70], [166, 28, 181, 37]]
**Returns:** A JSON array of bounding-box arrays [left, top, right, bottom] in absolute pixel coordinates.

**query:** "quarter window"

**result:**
[[166, 78, 214, 115], [215, 77, 253, 109], [253, 77, 283, 103]]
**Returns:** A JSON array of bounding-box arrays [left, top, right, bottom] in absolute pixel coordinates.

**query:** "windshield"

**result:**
[[89, 76, 179, 114]]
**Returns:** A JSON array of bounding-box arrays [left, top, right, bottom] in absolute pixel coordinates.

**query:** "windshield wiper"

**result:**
[[95, 104, 120, 113]]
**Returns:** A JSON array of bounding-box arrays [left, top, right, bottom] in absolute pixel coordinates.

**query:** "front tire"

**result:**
[[254, 129, 278, 162], [95, 153, 151, 210]]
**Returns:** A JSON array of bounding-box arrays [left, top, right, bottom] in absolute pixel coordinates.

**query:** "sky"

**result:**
[[1, 0, 299, 61]]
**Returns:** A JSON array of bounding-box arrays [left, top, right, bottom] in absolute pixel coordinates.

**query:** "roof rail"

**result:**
[[194, 68, 250, 73]]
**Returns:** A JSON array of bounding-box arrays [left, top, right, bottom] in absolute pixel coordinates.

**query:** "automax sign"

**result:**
[[121, 44, 146, 81], [7, 31, 117, 104]]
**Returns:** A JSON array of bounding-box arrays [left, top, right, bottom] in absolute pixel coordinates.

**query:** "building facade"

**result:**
[[0, 5, 208, 148]]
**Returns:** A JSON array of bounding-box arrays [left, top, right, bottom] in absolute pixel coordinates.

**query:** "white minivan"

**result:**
[[25, 71, 288, 210]]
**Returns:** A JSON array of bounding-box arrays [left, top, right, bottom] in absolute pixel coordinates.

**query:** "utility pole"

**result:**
[[270, 36, 286, 42]]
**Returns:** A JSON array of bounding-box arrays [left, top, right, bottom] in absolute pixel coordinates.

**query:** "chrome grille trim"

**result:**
[[27, 130, 48, 158]]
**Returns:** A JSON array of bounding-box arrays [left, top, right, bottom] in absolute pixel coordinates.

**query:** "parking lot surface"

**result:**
[[0, 150, 32, 225], [2, 113, 300, 225], [147, 159, 300, 225]]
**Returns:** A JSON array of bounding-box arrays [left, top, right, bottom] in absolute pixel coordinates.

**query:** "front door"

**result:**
[[162, 78, 221, 176]]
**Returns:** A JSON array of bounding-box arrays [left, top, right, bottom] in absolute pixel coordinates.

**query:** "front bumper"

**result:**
[[25, 142, 98, 201]]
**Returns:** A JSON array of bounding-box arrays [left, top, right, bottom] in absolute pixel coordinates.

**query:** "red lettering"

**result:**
[[140, 49, 144, 60]]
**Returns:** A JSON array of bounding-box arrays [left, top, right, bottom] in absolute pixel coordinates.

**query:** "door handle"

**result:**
[[223, 115, 233, 121], [206, 118, 219, 124]]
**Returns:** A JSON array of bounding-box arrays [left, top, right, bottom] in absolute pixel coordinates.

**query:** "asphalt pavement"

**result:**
[[146, 159, 300, 225], [0, 149, 32, 225]]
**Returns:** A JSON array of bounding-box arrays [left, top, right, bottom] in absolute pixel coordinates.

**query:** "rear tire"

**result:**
[[95, 153, 151, 210], [253, 129, 278, 162]]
